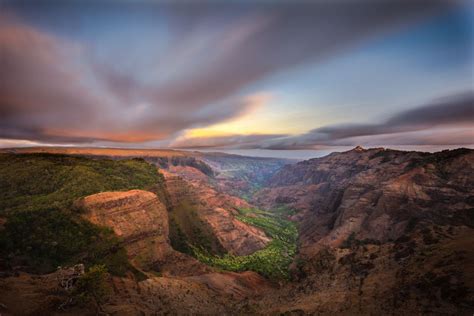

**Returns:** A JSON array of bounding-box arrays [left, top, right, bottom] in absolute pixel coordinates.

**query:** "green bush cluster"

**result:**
[[0, 153, 163, 214], [192, 208, 298, 280], [236, 210, 297, 244], [0, 153, 164, 275]]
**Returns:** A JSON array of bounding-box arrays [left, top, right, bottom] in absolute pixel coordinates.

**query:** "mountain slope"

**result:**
[[257, 147, 473, 255], [253, 146, 474, 314]]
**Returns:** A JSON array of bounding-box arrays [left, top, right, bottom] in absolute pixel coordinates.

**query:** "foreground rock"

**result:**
[[0, 267, 270, 315]]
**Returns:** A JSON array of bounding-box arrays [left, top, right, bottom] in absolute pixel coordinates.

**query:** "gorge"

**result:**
[[0, 146, 473, 315]]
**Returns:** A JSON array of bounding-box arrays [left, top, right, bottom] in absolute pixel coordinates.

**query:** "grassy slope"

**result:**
[[0, 153, 164, 275], [0, 153, 164, 214], [192, 207, 298, 280]]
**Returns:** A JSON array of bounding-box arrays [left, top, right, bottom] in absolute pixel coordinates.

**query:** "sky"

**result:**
[[0, 0, 473, 157]]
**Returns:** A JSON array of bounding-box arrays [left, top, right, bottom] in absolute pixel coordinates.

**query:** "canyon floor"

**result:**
[[0, 146, 473, 315]]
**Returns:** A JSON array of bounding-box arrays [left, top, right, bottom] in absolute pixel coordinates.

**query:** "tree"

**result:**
[[72, 264, 111, 313]]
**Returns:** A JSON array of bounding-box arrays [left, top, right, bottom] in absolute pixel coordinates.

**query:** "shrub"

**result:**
[[72, 264, 111, 310]]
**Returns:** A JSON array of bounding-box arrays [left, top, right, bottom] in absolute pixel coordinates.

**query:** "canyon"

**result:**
[[0, 146, 473, 315]]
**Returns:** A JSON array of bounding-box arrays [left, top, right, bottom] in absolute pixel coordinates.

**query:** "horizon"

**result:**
[[1, 0, 473, 154], [2, 144, 473, 160]]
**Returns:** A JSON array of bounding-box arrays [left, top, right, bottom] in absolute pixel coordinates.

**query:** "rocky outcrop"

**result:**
[[77, 190, 171, 269], [77, 189, 213, 276], [204, 207, 270, 256], [0, 186, 272, 315]]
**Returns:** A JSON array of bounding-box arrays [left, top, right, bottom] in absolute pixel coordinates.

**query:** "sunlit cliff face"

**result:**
[[0, 1, 473, 153]]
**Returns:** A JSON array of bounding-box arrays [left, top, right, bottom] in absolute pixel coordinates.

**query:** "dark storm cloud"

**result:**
[[261, 92, 474, 149], [0, 1, 458, 144]]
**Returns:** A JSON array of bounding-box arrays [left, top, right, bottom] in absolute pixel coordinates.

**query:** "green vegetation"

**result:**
[[236, 208, 296, 244], [169, 217, 193, 255], [0, 153, 164, 275], [0, 208, 130, 275], [272, 204, 297, 217], [0, 153, 164, 214], [72, 264, 111, 310], [192, 207, 298, 280], [240, 183, 263, 202]]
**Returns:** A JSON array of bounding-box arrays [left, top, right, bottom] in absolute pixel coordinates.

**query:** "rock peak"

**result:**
[[353, 145, 365, 152]]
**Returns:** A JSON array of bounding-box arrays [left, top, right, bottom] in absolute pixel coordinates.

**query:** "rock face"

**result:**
[[163, 168, 270, 256], [253, 225, 474, 315], [77, 190, 171, 269], [186, 271, 271, 299], [257, 147, 474, 257], [252, 147, 474, 314], [77, 189, 213, 277]]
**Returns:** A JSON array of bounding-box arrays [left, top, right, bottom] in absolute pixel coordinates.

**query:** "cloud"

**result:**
[[171, 133, 286, 149], [171, 91, 474, 150], [0, 1, 458, 145], [0, 15, 269, 143], [342, 127, 474, 147], [0, 16, 100, 130], [145, 1, 453, 110], [261, 92, 474, 149]]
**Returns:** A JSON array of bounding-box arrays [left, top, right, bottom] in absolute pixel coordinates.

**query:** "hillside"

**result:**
[[256, 146, 473, 253], [0, 154, 170, 275], [252, 146, 474, 314]]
